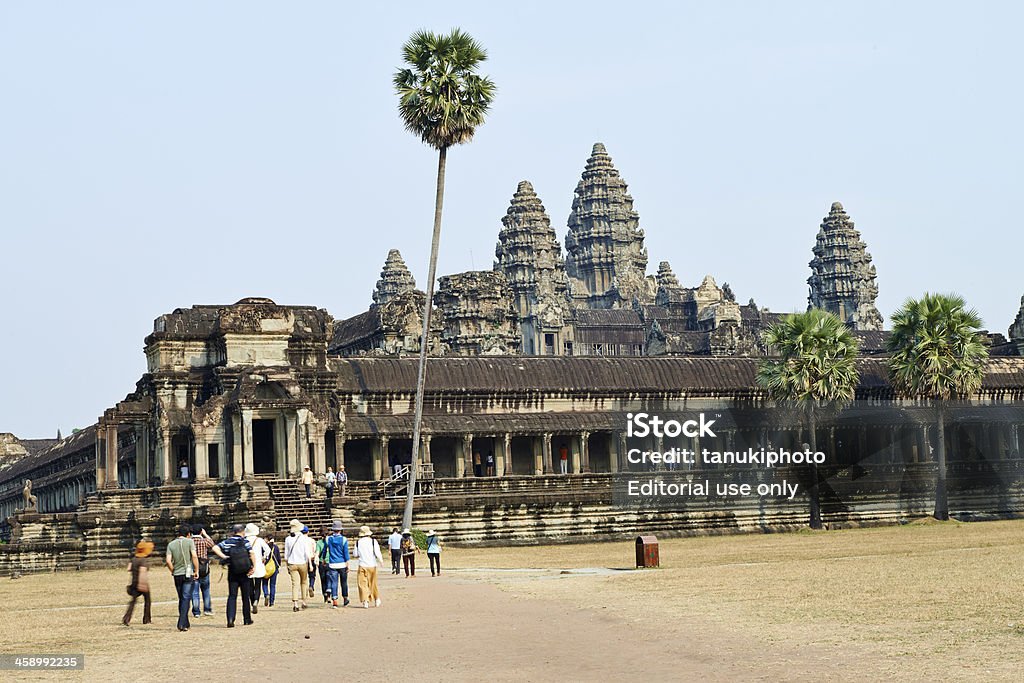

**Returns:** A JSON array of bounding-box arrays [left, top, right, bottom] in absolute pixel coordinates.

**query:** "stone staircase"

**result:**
[[261, 477, 359, 535]]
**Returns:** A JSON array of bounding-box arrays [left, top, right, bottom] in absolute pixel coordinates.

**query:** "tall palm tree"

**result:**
[[757, 309, 860, 529], [886, 293, 987, 521], [394, 29, 496, 530]]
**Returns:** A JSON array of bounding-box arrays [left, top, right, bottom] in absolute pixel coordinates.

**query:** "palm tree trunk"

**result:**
[[403, 146, 447, 531], [933, 404, 948, 521], [808, 406, 822, 529]]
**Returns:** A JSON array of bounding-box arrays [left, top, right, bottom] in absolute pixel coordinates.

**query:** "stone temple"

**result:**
[[1, 143, 1023, 570]]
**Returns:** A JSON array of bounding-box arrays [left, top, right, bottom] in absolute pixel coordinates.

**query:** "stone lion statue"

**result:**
[[22, 479, 37, 511]]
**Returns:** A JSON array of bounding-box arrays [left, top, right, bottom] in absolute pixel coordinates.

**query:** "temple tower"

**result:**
[[565, 143, 651, 309], [807, 202, 884, 331], [372, 249, 416, 307], [494, 181, 571, 354], [1010, 296, 1024, 355]]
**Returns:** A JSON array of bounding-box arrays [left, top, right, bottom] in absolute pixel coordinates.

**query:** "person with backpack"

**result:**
[[352, 525, 383, 608], [400, 528, 419, 578], [165, 524, 198, 632], [284, 518, 312, 612], [323, 520, 351, 608], [244, 523, 271, 615], [210, 523, 258, 628]]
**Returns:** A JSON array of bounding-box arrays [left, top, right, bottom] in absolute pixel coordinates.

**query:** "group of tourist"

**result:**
[[301, 465, 348, 499], [123, 519, 441, 630]]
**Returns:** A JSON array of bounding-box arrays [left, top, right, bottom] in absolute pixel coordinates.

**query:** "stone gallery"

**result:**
[[2, 143, 1023, 570]]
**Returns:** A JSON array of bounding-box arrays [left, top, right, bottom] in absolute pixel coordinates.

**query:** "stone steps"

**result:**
[[264, 479, 359, 535]]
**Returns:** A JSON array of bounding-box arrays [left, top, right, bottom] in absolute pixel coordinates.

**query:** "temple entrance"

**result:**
[[253, 419, 276, 474], [431, 437, 458, 478], [589, 432, 612, 472], [510, 436, 534, 475], [345, 439, 373, 480], [471, 436, 496, 476]]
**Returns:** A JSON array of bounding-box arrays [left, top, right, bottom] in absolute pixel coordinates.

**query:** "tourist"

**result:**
[[400, 528, 418, 578], [284, 518, 311, 611], [426, 529, 442, 577], [122, 540, 153, 625], [473, 449, 482, 477], [190, 524, 214, 618], [325, 466, 336, 503], [388, 527, 402, 574], [244, 523, 271, 615], [316, 526, 331, 602], [210, 523, 257, 627], [164, 524, 198, 632], [337, 465, 348, 497], [301, 466, 314, 498], [179, 457, 189, 481], [486, 450, 495, 476], [353, 525, 383, 608], [323, 520, 351, 608], [304, 525, 318, 598], [262, 533, 281, 607], [559, 443, 569, 474]]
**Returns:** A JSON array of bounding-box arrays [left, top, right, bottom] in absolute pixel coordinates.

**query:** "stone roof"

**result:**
[[0, 425, 97, 483], [574, 309, 643, 327]]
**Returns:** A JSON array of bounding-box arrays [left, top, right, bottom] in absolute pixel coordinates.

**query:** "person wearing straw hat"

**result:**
[[122, 540, 154, 625], [426, 530, 443, 577], [323, 520, 351, 608], [284, 518, 312, 611], [244, 523, 271, 616], [400, 528, 419, 578], [352, 525, 383, 608]]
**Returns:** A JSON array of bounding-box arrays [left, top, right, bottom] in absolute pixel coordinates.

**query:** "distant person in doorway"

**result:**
[[486, 450, 495, 476], [388, 527, 402, 574], [473, 450, 482, 477], [122, 540, 154, 625], [426, 530, 442, 577], [165, 524, 198, 632], [559, 443, 569, 474], [179, 458, 189, 481], [301, 466, 314, 498], [400, 528, 418, 578]]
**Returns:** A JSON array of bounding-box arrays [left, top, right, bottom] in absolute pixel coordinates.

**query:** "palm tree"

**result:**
[[886, 293, 988, 521], [393, 29, 496, 530], [757, 309, 860, 529]]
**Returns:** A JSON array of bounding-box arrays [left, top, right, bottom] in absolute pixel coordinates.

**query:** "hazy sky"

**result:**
[[2, 2, 1022, 437]]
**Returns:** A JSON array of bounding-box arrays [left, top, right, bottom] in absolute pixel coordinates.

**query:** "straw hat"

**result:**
[[289, 519, 303, 534], [358, 525, 372, 537], [331, 520, 344, 532], [244, 523, 260, 538], [426, 529, 436, 536], [135, 540, 154, 558], [402, 528, 411, 535]]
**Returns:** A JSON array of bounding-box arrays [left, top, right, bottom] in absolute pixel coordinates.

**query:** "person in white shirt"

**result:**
[[325, 467, 336, 503], [301, 466, 314, 498], [353, 525, 384, 608], [244, 523, 270, 615], [283, 519, 312, 612], [387, 528, 402, 575]]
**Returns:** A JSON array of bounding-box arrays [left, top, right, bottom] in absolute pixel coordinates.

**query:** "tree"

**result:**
[[886, 293, 987, 521], [756, 309, 860, 529], [394, 29, 496, 530]]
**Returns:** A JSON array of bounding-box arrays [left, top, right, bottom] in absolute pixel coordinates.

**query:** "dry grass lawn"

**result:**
[[2, 519, 1023, 681]]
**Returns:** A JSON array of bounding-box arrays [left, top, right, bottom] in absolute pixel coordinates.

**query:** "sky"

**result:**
[[1, 2, 1022, 438]]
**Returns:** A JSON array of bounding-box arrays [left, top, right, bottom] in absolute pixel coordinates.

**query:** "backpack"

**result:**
[[228, 541, 252, 576]]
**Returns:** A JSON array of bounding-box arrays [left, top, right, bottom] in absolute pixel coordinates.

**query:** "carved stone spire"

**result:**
[[372, 249, 416, 307], [565, 143, 649, 308], [1009, 296, 1024, 353], [807, 202, 883, 331], [494, 181, 570, 354], [655, 261, 680, 290]]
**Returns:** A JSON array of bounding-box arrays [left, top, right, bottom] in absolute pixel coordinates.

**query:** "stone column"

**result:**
[[335, 431, 346, 471], [285, 414, 298, 477], [242, 409, 255, 478], [542, 433, 553, 475], [159, 429, 173, 485], [194, 431, 209, 482], [502, 433, 513, 476], [105, 424, 119, 488], [857, 426, 868, 465], [615, 431, 626, 473], [580, 431, 591, 473], [654, 435, 665, 472], [313, 429, 327, 475], [377, 436, 389, 480], [460, 434, 473, 478], [95, 426, 107, 491], [231, 414, 243, 481], [135, 424, 149, 488], [422, 434, 432, 463]]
